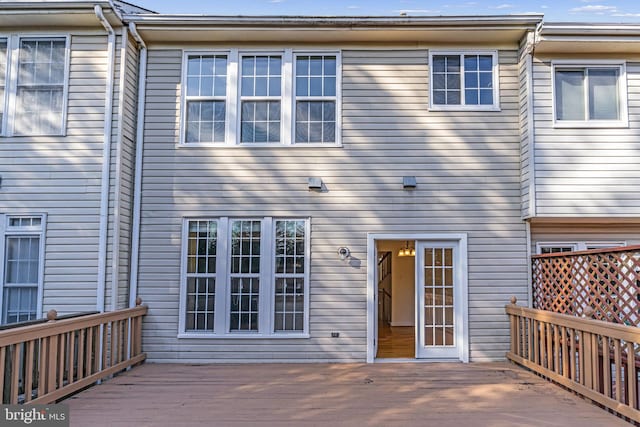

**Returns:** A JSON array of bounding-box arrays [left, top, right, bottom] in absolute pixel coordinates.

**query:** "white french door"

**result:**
[[416, 241, 465, 360]]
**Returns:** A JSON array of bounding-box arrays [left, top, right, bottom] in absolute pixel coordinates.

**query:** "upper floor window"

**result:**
[[0, 36, 69, 136], [294, 55, 337, 143], [240, 55, 282, 143], [553, 63, 627, 127], [185, 54, 228, 143], [1, 215, 45, 324], [181, 49, 341, 146], [429, 51, 499, 111]]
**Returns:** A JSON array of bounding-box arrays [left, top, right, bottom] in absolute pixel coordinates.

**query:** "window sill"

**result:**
[[176, 142, 343, 149], [177, 333, 310, 339], [553, 120, 629, 129], [428, 105, 501, 112]]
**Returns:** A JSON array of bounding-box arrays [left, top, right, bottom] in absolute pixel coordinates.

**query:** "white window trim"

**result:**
[[0, 214, 46, 323], [180, 50, 232, 145], [536, 241, 626, 254], [428, 50, 500, 112], [3, 34, 70, 137], [179, 48, 342, 148], [551, 60, 628, 129], [291, 51, 342, 146], [178, 216, 310, 339]]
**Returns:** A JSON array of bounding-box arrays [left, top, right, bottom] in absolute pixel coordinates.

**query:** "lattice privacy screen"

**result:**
[[532, 246, 640, 327]]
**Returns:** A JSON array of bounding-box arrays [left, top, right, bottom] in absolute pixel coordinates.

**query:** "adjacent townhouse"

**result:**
[[0, 1, 146, 323], [1, 1, 638, 365], [523, 24, 640, 254]]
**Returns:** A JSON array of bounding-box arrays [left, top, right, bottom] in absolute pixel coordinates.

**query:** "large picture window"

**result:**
[[180, 217, 309, 337], [553, 64, 626, 125], [1, 215, 45, 324], [181, 49, 340, 145]]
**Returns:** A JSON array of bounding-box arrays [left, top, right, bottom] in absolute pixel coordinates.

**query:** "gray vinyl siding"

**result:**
[[137, 47, 528, 363], [518, 40, 532, 219], [531, 222, 640, 252], [116, 34, 139, 309], [532, 57, 640, 216], [0, 34, 111, 316]]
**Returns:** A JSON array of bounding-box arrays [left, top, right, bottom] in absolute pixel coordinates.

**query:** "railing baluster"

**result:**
[[77, 329, 85, 380], [569, 329, 576, 381], [627, 341, 637, 409], [85, 327, 93, 376], [561, 326, 569, 378], [553, 325, 560, 374], [24, 340, 34, 403], [603, 337, 611, 398], [0, 346, 6, 404], [614, 339, 622, 403], [38, 337, 48, 398], [10, 344, 21, 404]]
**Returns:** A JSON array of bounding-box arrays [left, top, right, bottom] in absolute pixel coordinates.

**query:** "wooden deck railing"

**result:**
[[506, 297, 640, 423], [532, 245, 640, 326], [0, 299, 147, 404]]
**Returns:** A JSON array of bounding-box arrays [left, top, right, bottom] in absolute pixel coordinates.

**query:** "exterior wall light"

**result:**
[[338, 247, 351, 260]]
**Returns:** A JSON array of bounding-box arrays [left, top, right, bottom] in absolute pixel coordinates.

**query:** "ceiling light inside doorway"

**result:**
[[398, 241, 415, 257]]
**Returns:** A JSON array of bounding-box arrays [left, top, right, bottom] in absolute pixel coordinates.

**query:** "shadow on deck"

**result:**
[[66, 362, 628, 426]]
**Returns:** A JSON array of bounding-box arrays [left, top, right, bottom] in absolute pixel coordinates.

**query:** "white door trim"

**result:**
[[366, 233, 469, 363]]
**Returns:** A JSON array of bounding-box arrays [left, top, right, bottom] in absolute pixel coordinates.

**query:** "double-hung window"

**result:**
[[553, 63, 626, 126], [180, 217, 309, 337], [0, 36, 69, 136], [430, 51, 499, 110], [181, 49, 340, 145], [185, 55, 228, 143], [294, 54, 337, 143], [1, 215, 45, 324]]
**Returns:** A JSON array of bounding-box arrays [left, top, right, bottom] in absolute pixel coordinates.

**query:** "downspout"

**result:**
[[95, 5, 116, 313], [128, 22, 147, 308], [110, 26, 128, 311]]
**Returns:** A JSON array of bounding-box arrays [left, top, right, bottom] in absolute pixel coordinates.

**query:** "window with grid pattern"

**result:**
[[240, 55, 282, 143], [2, 216, 44, 324], [295, 55, 336, 143], [431, 52, 497, 109], [229, 220, 261, 331], [180, 217, 309, 336], [274, 220, 305, 332], [185, 220, 217, 332], [185, 55, 227, 143], [14, 38, 66, 135]]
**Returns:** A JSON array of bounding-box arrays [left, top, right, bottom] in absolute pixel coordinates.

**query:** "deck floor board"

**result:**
[[67, 362, 629, 426]]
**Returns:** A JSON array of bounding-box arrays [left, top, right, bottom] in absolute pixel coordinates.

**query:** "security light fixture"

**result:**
[[403, 176, 417, 189], [308, 177, 323, 191]]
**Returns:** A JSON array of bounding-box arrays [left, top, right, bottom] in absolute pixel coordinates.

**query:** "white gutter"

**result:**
[[95, 4, 116, 313], [110, 26, 128, 312], [128, 21, 147, 308]]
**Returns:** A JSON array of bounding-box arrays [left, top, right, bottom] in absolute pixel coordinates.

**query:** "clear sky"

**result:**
[[131, 1, 640, 22]]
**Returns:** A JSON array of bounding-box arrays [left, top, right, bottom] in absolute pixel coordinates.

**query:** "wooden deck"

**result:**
[[66, 362, 630, 426]]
